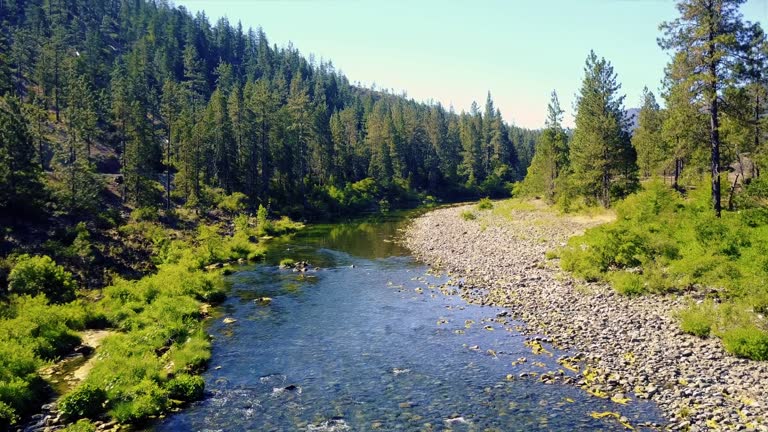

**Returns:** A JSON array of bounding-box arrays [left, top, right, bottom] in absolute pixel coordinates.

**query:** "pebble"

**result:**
[[405, 204, 768, 429]]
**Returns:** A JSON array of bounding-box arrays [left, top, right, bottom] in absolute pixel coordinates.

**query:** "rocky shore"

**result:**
[[405, 202, 768, 431]]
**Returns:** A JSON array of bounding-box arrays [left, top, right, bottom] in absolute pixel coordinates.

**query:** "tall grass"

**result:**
[[560, 180, 768, 360]]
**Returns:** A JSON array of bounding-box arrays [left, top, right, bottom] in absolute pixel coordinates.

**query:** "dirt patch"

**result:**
[[72, 329, 114, 381]]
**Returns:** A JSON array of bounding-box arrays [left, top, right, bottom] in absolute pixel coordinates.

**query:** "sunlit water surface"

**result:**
[[154, 213, 662, 431]]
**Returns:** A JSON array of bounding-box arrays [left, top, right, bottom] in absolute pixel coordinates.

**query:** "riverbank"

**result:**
[[405, 200, 768, 431]]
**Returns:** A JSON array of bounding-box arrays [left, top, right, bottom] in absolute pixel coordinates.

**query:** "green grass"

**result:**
[[460, 210, 476, 221], [560, 179, 768, 360], [0, 213, 303, 427], [677, 302, 714, 338], [476, 197, 494, 211]]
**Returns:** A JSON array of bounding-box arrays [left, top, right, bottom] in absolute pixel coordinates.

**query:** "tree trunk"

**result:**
[[674, 158, 681, 192], [727, 173, 740, 211], [166, 124, 171, 210], [708, 16, 722, 218]]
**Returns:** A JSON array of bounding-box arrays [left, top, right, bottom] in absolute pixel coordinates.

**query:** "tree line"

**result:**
[[521, 0, 767, 217], [0, 0, 539, 222]]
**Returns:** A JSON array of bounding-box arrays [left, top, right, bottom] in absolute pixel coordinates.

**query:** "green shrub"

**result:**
[[461, 210, 476, 221], [0, 401, 19, 429], [256, 204, 270, 236], [62, 419, 97, 432], [279, 258, 295, 268], [165, 374, 204, 401], [109, 380, 169, 424], [608, 271, 645, 296], [217, 192, 248, 214], [8, 255, 76, 303], [59, 383, 107, 420], [267, 216, 304, 236], [677, 303, 713, 338], [720, 326, 768, 360], [130, 206, 159, 222], [476, 197, 494, 210]]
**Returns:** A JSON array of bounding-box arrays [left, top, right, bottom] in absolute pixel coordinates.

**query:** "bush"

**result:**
[[130, 206, 159, 222], [8, 255, 76, 303], [217, 192, 248, 214], [279, 258, 295, 268], [720, 327, 768, 360], [476, 197, 494, 210], [677, 304, 713, 338], [256, 204, 270, 236], [560, 180, 768, 351], [0, 401, 18, 430], [62, 419, 97, 432], [109, 380, 169, 424], [165, 374, 204, 401], [59, 383, 107, 420], [461, 210, 476, 221], [607, 271, 645, 296]]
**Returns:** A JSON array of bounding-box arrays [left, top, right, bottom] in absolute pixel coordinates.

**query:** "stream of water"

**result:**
[[154, 213, 663, 431]]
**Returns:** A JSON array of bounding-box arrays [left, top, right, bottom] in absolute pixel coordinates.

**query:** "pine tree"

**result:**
[[521, 91, 569, 202], [160, 79, 182, 209], [366, 99, 395, 185], [459, 102, 483, 186], [204, 88, 236, 193], [570, 51, 637, 207], [632, 87, 666, 178], [659, 0, 748, 216], [0, 96, 46, 218], [52, 70, 101, 214], [286, 73, 314, 200], [245, 79, 277, 201], [662, 53, 710, 190], [22, 95, 49, 171]]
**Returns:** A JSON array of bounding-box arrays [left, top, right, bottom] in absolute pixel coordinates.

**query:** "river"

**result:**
[[154, 212, 663, 431]]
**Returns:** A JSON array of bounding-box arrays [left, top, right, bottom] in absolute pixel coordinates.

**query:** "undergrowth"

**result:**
[[560, 179, 768, 360], [0, 211, 302, 427]]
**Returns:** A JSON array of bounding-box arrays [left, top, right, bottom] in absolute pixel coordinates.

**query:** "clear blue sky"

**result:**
[[178, 0, 768, 129]]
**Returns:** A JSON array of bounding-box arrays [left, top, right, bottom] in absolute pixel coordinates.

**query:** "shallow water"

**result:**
[[155, 213, 662, 431]]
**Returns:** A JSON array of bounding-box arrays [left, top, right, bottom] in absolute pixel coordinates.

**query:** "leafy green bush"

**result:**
[[109, 380, 169, 424], [217, 192, 248, 214], [279, 258, 295, 268], [130, 206, 159, 222], [476, 197, 494, 210], [267, 216, 304, 236], [677, 303, 713, 338], [62, 419, 97, 432], [461, 210, 476, 221], [8, 255, 76, 303], [720, 327, 768, 360], [59, 383, 107, 420], [256, 204, 270, 236], [165, 374, 204, 401], [0, 401, 19, 430], [607, 271, 645, 296]]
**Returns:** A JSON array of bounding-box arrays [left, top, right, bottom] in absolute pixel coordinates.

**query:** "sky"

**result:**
[[177, 0, 768, 129]]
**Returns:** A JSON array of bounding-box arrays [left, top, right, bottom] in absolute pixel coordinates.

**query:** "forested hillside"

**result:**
[[0, 0, 539, 224]]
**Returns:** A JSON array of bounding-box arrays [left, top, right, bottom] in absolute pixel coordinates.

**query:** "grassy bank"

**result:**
[[0, 212, 302, 430], [556, 180, 768, 360]]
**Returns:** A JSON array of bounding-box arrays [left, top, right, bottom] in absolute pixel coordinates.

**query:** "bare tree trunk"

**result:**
[[708, 18, 722, 218], [727, 173, 740, 211], [166, 124, 172, 211]]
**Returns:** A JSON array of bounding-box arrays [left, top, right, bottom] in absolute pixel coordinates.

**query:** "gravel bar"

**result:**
[[404, 203, 768, 431]]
